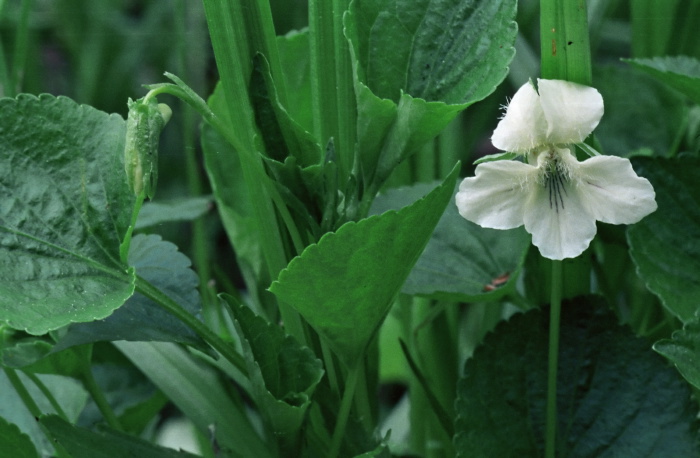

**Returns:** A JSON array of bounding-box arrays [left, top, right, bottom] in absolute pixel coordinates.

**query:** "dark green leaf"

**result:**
[[0, 417, 39, 458], [626, 56, 700, 105], [371, 183, 529, 301], [627, 156, 700, 323], [595, 65, 686, 157], [227, 300, 323, 453], [40, 415, 200, 458], [0, 94, 135, 335], [654, 311, 700, 390], [52, 234, 205, 351], [455, 296, 699, 457], [270, 165, 459, 365]]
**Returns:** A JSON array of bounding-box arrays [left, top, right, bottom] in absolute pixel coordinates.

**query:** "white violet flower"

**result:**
[[455, 79, 657, 260]]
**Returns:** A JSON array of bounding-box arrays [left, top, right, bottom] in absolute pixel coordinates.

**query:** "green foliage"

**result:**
[[1, 0, 699, 457], [0, 416, 39, 458], [40, 415, 200, 458], [53, 234, 206, 351], [345, 0, 517, 194], [626, 56, 700, 105], [116, 341, 273, 458], [371, 182, 530, 301], [655, 311, 700, 390], [228, 300, 324, 454], [455, 296, 699, 457], [271, 165, 459, 366], [0, 94, 134, 335], [628, 156, 700, 323], [595, 65, 686, 157]]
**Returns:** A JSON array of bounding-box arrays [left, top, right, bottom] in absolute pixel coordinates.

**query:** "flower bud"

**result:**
[[124, 97, 172, 199]]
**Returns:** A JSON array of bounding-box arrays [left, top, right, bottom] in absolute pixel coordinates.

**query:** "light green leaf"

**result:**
[[40, 415, 199, 458], [52, 234, 205, 351], [0, 417, 39, 458], [201, 85, 270, 310], [654, 311, 700, 390], [625, 56, 700, 105], [270, 165, 459, 365], [227, 300, 324, 453], [371, 183, 529, 301], [628, 156, 700, 323], [0, 371, 88, 457], [115, 341, 273, 458], [455, 296, 699, 457], [0, 94, 135, 335], [135, 196, 213, 229]]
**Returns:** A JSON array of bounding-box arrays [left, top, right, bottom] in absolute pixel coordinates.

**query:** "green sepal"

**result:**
[[473, 151, 519, 164]]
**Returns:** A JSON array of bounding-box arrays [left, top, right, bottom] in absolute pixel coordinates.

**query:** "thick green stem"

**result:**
[[329, 360, 361, 458], [545, 260, 563, 458], [135, 275, 247, 374], [540, 0, 592, 85], [78, 347, 123, 431], [201, 0, 306, 342], [309, 0, 354, 182]]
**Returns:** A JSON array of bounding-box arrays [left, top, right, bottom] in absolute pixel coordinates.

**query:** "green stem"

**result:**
[[4, 368, 72, 458], [540, 0, 592, 85], [174, 0, 218, 328], [135, 275, 247, 374], [4, 367, 42, 418], [329, 360, 361, 458], [545, 259, 563, 458], [201, 0, 306, 342], [78, 346, 123, 431], [24, 372, 69, 421], [309, 0, 354, 182], [8, 0, 33, 95]]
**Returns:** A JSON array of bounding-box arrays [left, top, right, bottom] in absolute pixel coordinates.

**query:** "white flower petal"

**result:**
[[523, 176, 597, 260], [455, 160, 538, 229], [537, 79, 604, 145], [575, 155, 657, 224], [491, 81, 548, 153]]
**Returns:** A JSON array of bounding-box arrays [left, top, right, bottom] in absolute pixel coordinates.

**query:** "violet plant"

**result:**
[[1, 0, 700, 457]]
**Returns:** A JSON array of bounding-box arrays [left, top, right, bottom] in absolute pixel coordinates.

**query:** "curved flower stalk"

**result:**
[[456, 79, 657, 260]]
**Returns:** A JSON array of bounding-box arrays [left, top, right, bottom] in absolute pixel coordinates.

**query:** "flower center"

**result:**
[[535, 147, 573, 213]]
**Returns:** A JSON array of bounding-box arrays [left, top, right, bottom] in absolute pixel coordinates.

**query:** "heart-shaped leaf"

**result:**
[[271, 166, 459, 366], [455, 296, 699, 457], [0, 94, 134, 335]]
